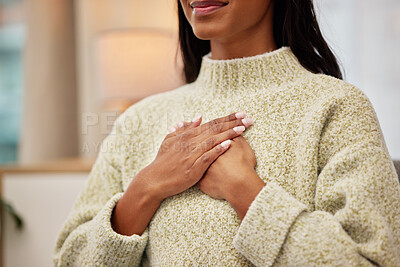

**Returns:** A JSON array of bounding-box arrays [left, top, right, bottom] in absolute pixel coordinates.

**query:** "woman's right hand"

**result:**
[[143, 111, 252, 201], [111, 111, 253, 236]]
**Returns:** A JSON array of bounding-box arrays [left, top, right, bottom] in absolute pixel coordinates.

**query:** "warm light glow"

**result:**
[[94, 28, 185, 108]]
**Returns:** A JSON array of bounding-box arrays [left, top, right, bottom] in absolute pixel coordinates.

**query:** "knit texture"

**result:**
[[54, 47, 400, 266]]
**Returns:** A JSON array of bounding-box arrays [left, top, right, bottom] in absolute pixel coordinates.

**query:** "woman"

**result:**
[[54, 0, 400, 266]]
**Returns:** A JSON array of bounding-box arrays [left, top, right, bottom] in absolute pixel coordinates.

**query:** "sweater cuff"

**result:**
[[92, 193, 149, 265], [233, 181, 307, 267]]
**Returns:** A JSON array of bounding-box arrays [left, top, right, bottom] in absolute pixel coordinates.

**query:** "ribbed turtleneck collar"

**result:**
[[194, 46, 307, 94]]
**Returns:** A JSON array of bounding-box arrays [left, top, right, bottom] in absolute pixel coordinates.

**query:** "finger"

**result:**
[[175, 121, 190, 129], [191, 139, 231, 178], [194, 125, 245, 157], [167, 126, 177, 133], [166, 121, 190, 135], [196, 117, 254, 142], [176, 114, 202, 131], [166, 114, 202, 135], [193, 111, 247, 135]]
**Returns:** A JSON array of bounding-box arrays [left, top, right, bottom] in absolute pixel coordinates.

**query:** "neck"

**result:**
[[209, 2, 276, 60], [210, 35, 277, 61]]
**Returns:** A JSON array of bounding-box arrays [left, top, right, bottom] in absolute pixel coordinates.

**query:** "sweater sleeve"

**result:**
[[232, 87, 400, 266], [53, 110, 149, 266]]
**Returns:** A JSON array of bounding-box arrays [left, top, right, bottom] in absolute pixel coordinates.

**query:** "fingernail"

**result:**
[[192, 113, 202, 123], [167, 126, 176, 133], [177, 121, 184, 128], [221, 139, 231, 148], [235, 111, 246, 119], [242, 118, 254, 127], [233, 125, 245, 133]]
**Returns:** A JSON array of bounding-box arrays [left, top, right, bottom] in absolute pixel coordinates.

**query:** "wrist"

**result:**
[[227, 169, 266, 220], [135, 163, 165, 203], [111, 166, 163, 236]]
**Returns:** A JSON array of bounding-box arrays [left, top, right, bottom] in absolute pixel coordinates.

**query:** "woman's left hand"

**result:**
[[197, 135, 266, 219], [196, 135, 256, 200]]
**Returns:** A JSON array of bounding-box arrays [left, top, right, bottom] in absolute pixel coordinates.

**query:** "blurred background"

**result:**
[[0, 0, 399, 266]]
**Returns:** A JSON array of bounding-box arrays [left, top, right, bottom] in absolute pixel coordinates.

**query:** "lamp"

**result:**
[[94, 28, 185, 112]]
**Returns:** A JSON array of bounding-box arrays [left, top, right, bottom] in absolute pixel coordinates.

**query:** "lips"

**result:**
[[190, 1, 228, 8], [190, 1, 228, 15]]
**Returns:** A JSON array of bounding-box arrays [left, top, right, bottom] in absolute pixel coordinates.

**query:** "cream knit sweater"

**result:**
[[54, 47, 400, 266]]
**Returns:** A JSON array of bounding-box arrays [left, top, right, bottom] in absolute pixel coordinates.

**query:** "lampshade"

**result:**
[[94, 28, 185, 110]]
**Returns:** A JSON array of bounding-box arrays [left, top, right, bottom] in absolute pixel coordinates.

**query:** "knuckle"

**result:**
[[183, 168, 192, 180], [159, 143, 168, 153], [197, 142, 207, 154], [210, 119, 219, 126], [160, 138, 173, 152], [179, 129, 195, 141], [205, 136, 216, 147], [180, 142, 190, 153], [208, 119, 219, 130], [179, 132, 189, 141], [165, 133, 176, 141], [173, 141, 183, 153], [187, 143, 197, 153], [201, 154, 210, 163], [185, 128, 195, 135], [210, 123, 221, 133], [161, 136, 170, 145]]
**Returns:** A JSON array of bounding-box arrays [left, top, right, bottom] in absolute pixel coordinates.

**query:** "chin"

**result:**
[[193, 32, 214, 40], [192, 26, 224, 41]]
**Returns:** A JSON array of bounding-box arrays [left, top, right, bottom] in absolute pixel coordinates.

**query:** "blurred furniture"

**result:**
[[0, 158, 94, 267]]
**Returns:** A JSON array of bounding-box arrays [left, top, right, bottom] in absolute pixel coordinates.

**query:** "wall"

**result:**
[[75, 0, 179, 159], [316, 0, 400, 159], [19, 0, 78, 163]]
